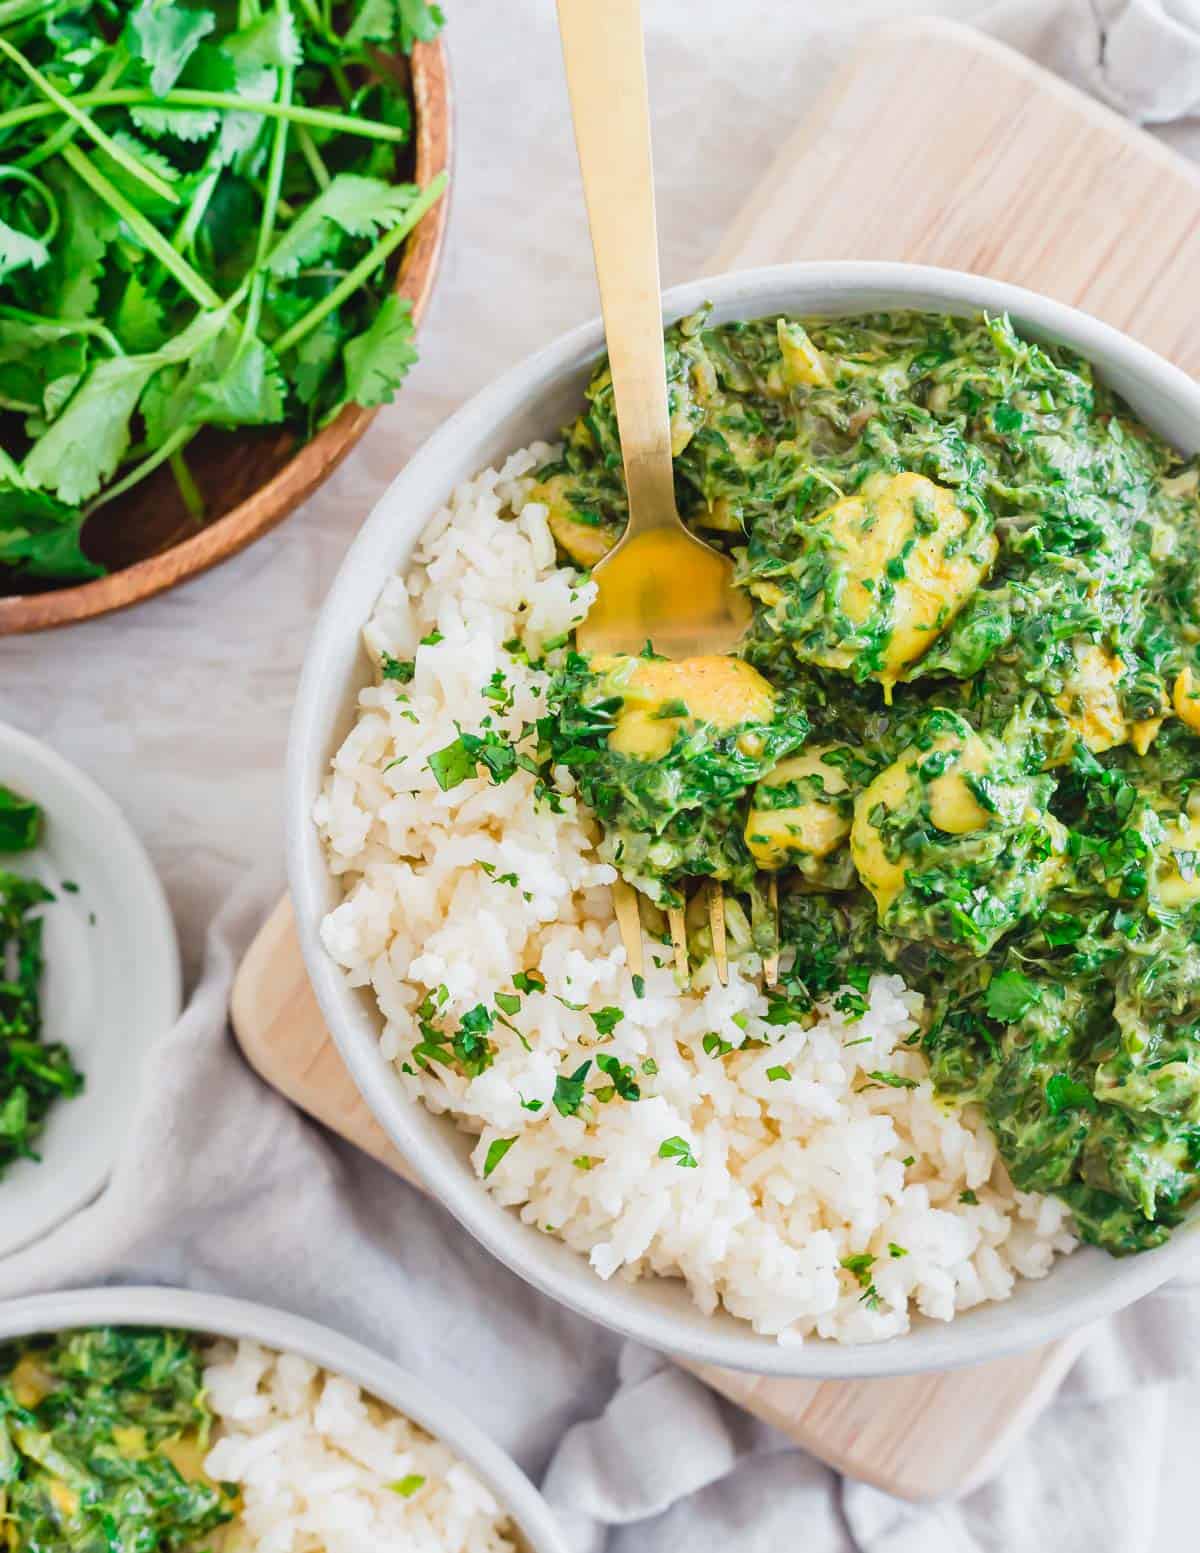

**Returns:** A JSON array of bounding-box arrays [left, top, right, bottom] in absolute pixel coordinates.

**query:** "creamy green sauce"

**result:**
[[0, 1327, 230, 1550], [545, 309, 1200, 1255]]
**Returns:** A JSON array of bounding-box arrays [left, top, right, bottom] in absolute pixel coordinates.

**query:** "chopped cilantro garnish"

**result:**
[[483, 1136, 518, 1178], [552, 1061, 592, 1117], [590, 1007, 624, 1037], [381, 655, 415, 683], [658, 1135, 697, 1168], [596, 1053, 640, 1102]]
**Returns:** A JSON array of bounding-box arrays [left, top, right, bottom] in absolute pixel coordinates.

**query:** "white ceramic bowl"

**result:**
[[289, 262, 1200, 1379], [0, 723, 180, 1257], [0, 1284, 567, 1553]]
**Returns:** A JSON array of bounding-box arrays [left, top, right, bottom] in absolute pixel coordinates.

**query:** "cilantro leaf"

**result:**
[[124, 1, 217, 94], [267, 176, 422, 278], [341, 294, 417, 410], [658, 1135, 697, 1168], [1046, 1073, 1098, 1115], [552, 1061, 592, 1118], [482, 1135, 517, 1178], [984, 969, 1041, 1023], [0, 786, 41, 853]]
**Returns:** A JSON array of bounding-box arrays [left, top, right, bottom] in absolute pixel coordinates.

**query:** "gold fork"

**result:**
[[557, 0, 755, 987]]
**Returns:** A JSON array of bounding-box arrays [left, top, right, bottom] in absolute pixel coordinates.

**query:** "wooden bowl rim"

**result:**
[[0, 37, 453, 636]]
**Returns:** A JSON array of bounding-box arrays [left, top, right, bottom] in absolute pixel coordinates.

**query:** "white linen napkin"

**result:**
[[3, 2, 1199, 1549]]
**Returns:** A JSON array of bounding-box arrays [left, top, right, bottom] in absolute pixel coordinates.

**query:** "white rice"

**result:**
[[315, 444, 1077, 1345], [205, 1340, 516, 1553]]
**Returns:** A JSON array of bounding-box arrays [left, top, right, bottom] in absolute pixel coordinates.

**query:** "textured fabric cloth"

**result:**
[[3, 2, 1200, 1548]]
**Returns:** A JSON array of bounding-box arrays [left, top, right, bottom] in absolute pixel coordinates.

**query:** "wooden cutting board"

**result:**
[[231, 16, 1200, 1501]]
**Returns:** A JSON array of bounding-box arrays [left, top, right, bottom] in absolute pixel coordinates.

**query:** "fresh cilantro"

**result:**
[[596, 1053, 640, 1102], [958, 1189, 979, 1205], [513, 971, 545, 994], [984, 969, 1041, 1023], [888, 1242, 908, 1258], [702, 1032, 734, 1059], [0, 5, 448, 587], [0, 786, 41, 852], [658, 1135, 697, 1168], [380, 655, 415, 683], [839, 1253, 875, 1288], [766, 1065, 791, 1082], [632, 973, 646, 998], [590, 1006, 624, 1037], [1046, 1073, 1098, 1114], [390, 1474, 426, 1497], [495, 991, 521, 1016], [552, 1061, 592, 1117], [864, 1071, 919, 1090], [482, 1136, 517, 1178]]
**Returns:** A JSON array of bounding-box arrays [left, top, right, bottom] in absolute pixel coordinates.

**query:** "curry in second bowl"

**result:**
[[317, 309, 1200, 1344]]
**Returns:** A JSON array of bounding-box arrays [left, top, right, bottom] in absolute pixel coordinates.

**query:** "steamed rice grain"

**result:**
[[205, 1341, 516, 1553]]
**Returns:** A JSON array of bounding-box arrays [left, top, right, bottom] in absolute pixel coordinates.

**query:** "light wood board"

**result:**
[[231, 16, 1200, 1501]]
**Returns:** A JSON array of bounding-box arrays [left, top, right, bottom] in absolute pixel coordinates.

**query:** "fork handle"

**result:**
[[557, 0, 678, 531]]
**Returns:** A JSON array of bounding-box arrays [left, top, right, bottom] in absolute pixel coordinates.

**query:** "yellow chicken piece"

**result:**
[[1053, 644, 1129, 755], [48, 1480, 79, 1518], [851, 731, 991, 916], [745, 747, 851, 869], [532, 474, 616, 569], [1155, 814, 1200, 908], [160, 1431, 213, 1484], [8, 1354, 55, 1409], [776, 319, 829, 388], [112, 1425, 148, 1459], [591, 654, 774, 761], [804, 471, 997, 692], [1173, 668, 1200, 734]]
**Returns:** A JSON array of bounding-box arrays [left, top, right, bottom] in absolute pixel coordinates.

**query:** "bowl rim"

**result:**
[[288, 259, 1200, 1380], [0, 1283, 568, 1553], [0, 36, 454, 638]]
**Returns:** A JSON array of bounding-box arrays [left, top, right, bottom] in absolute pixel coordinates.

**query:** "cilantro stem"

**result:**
[[273, 171, 448, 355], [171, 149, 222, 259], [18, 43, 128, 173], [0, 91, 413, 143], [61, 144, 222, 311], [86, 424, 197, 514], [241, 45, 293, 348], [169, 448, 205, 521], [0, 0, 55, 23], [0, 37, 180, 206], [295, 124, 331, 190], [0, 304, 123, 356]]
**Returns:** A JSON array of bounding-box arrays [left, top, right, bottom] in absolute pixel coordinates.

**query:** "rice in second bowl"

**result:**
[[315, 445, 1076, 1345]]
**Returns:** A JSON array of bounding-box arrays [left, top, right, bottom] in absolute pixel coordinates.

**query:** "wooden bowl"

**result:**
[[0, 40, 452, 636]]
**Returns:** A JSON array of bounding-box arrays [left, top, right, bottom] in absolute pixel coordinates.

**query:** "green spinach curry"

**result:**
[[543, 309, 1200, 1255], [0, 1326, 232, 1550], [0, 786, 83, 1175]]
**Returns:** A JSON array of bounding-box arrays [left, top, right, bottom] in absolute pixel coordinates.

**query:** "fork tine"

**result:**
[[763, 876, 780, 988], [611, 879, 644, 977], [707, 881, 728, 985], [667, 904, 689, 985]]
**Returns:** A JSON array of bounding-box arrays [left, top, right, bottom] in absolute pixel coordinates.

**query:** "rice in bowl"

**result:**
[[315, 445, 1076, 1345], [206, 1340, 515, 1552]]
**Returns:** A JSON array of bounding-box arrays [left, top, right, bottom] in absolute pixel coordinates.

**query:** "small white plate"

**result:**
[[0, 723, 180, 1257]]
